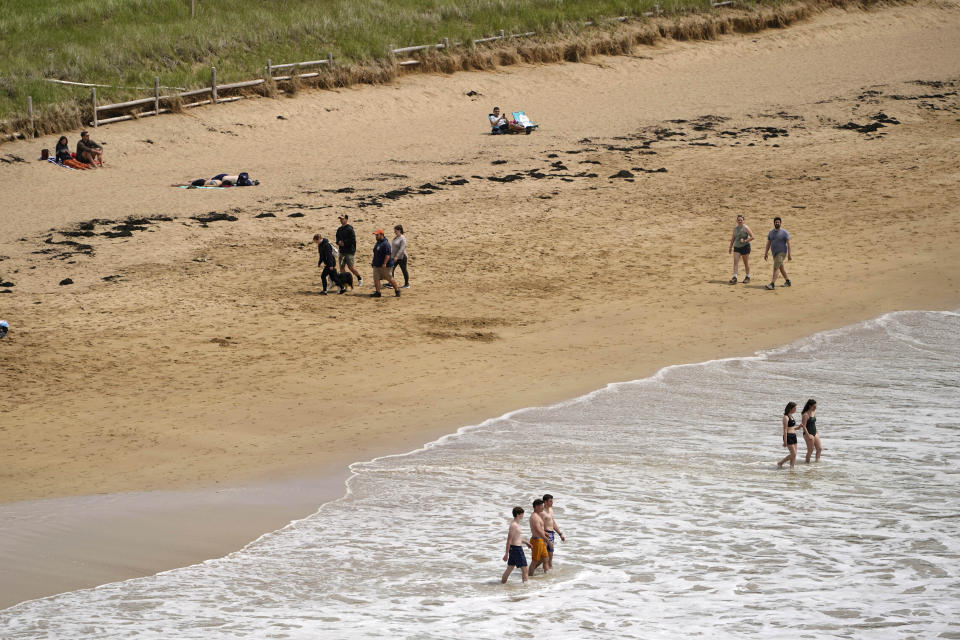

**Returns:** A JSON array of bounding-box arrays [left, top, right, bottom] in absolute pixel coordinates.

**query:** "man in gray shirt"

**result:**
[[763, 216, 792, 290]]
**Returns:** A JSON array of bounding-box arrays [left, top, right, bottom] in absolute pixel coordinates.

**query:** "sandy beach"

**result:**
[[1, 0, 959, 608]]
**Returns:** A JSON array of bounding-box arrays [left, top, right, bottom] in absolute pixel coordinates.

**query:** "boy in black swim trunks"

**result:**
[[501, 506, 532, 583]]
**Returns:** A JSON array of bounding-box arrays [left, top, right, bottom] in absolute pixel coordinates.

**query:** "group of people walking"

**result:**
[[777, 399, 824, 468], [313, 213, 409, 297], [501, 494, 566, 584], [728, 215, 793, 289]]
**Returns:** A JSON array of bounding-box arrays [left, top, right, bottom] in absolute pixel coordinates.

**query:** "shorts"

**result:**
[[772, 252, 787, 269], [786, 433, 797, 445], [373, 266, 393, 281], [733, 244, 751, 255], [546, 530, 555, 553], [531, 537, 548, 564], [507, 545, 528, 567], [338, 253, 355, 269]]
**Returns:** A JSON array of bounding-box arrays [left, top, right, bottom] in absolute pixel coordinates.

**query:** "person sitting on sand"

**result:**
[[489, 106, 527, 134], [55, 136, 92, 170], [75, 131, 104, 166]]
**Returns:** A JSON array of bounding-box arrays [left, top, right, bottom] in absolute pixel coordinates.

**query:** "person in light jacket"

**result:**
[[388, 225, 409, 289]]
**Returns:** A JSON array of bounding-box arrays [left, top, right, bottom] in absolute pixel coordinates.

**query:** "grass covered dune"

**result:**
[[3, 0, 829, 136]]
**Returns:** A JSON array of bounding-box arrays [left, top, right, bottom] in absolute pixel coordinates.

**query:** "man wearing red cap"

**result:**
[[371, 229, 400, 297]]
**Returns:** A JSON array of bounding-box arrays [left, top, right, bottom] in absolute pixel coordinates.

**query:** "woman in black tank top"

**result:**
[[777, 401, 799, 469], [801, 398, 823, 463]]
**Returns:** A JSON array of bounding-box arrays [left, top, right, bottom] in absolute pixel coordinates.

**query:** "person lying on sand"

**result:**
[[170, 178, 225, 188], [170, 172, 260, 188], [55, 136, 93, 170], [489, 106, 527, 134], [211, 172, 259, 186]]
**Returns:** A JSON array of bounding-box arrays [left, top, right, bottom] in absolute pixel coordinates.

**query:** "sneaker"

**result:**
[[729, 276, 738, 284], [394, 289, 401, 297], [783, 279, 791, 287], [357, 276, 363, 287], [401, 284, 410, 289], [765, 283, 775, 290], [743, 275, 750, 283], [370, 291, 381, 298], [384, 283, 393, 289], [338, 287, 346, 294], [319, 290, 328, 296], [525, 126, 533, 135]]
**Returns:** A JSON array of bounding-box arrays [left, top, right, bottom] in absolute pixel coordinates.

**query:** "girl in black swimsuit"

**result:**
[[801, 398, 822, 463], [777, 401, 799, 469]]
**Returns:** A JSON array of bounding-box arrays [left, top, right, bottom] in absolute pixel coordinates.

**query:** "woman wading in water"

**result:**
[[801, 398, 823, 462], [777, 401, 799, 469]]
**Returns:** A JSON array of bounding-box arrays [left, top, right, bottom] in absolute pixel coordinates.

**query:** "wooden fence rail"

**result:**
[[17, 2, 738, 136]]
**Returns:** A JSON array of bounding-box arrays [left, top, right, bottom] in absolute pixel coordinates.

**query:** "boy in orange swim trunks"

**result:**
[[529, 498, 550, 574]]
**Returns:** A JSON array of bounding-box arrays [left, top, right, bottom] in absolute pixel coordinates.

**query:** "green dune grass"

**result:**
[[1, 0, 773, 131]]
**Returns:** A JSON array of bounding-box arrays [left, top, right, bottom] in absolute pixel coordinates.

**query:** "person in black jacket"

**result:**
[[313, 233, 346, 295], [335, 214, 363, 286]]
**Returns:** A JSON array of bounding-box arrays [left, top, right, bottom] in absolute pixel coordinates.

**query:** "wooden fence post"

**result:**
[[92, 88, 98, 127], [499, 29, 505, 39], [442, 37, 450, 49], [154, 77, 160, 115], [191, 0, 195, 18], [266, 58, 271, 77], [211, 67, 217, 104], [327, 52, 334, 66], [27, 96, 34, 137]]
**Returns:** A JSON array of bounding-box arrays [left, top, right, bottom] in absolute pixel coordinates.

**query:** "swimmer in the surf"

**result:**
[[777, 401, 799, 469], [801, 398, 823, 462], [501, 506, 531, 584], [541, 494, 566, 571], [528, 499, 549, 575]]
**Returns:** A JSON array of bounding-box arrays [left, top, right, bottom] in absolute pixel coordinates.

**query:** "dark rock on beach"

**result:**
[[609, 170, 635, 179], [255, 212, 276, 218], [192, 212, 239, 224], [59, 278, 73, 286], [838, 121, 886, 134], [488, 174, 524, 183]]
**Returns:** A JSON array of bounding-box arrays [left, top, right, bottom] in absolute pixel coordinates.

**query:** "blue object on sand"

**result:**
[[0, 320, 8, 339]]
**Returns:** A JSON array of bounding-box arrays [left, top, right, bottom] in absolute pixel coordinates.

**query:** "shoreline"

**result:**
[[2, 0, 959, 609], [3, 304, 958, 610]]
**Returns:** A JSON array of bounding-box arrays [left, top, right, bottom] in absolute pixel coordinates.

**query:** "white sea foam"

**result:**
[[2, 310, 958, 639]]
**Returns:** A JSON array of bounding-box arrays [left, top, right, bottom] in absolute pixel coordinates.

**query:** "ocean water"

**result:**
[[2, 310, 958, 639]]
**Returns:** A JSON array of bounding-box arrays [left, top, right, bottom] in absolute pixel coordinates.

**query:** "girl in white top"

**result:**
[[389, 225, 409, 289]]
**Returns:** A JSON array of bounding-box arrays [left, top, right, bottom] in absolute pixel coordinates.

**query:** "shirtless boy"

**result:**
[[528, 499, 550, 575], [501, 506, 532, 584], [541, 494, 566, 571]]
